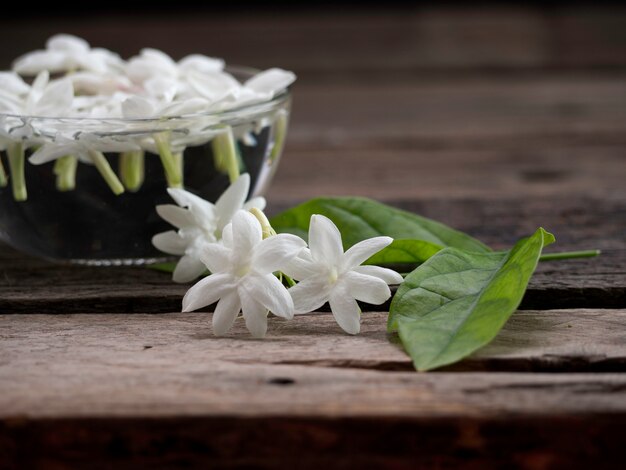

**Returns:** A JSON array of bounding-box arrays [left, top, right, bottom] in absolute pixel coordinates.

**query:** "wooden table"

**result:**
[[1, 6, 625, 469]]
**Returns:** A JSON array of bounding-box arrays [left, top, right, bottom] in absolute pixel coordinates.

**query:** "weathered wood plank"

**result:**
[[1, 8, 626, 74], [1, 311, 626, 467], [1, 414, 624, 469], [0, 194, 622, 313], [285, 77, 626, 147], [1, 310, 625, 419]]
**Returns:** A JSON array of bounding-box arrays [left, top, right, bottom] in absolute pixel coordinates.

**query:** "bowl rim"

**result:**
[[0, 64, 292, 124]]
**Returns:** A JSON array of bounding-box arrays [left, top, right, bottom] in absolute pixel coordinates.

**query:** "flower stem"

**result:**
[[212, 126, 240, 183], [119, 150, 145, 192], [539, 250, 601, 262], [88, 150, 124, 195], [270, 110, 288, 163], [53, 156, 78, 191], [154, 132, 182, 188], [7, 142, 27, 201]]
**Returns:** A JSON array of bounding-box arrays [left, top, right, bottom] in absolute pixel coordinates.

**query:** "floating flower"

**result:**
[[29, 133, 140, 195], [152, 173, 266, 283], [13, 34, 122, 76], [182, 210, 306, 337], [284, 215, 403, 334]]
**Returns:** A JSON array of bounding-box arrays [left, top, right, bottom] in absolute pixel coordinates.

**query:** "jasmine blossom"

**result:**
[[183, 210, 306, 337]]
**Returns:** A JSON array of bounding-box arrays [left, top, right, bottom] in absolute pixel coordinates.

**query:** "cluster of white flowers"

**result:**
[[154, 174, 403, 337], [5, 34, 294, 119], [0, 34, 294, 200]]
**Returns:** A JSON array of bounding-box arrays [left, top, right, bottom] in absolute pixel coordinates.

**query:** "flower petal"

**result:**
[[178, 54, 225, 74], [329, 286, 361, 335], [199, 242, 231, 273], [240, 290, 268, 338], [245, 68, 296, 96], [212, 290, 241, 336], [353, 265, 404, 285], [341, 271, 392, 305], [182, 272, 236, 311], [309, 214, 344, 265], [29, 143, 78, 165], [221, 222, 233, 248], [242, 196, 266, 212], [240, 273, 294, 319], [252, 233, 306, 273], [156, 204, 194, 229], [47, 34, 90, 53], [289, 275, 330, 314], [281, 249, 318, 281], [167, 187, 216, 226], [343, 236, 393, 269], [173, 255, 208, 283], [35, 78, 74, 116], [214, 173, 250, 232], [152, 230, 187, 255], [122, 96, 155, 119], [13, 51, 68, 75], [231, 210, 262, 256]]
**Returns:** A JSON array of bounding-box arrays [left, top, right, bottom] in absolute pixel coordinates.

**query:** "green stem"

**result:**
[[270, 111, 288, 162], [88, 150, 124, 195], [53, 156, 78, 191], [539, 250, 601, 262], [119, 150, 145, 192], [282, 273, 296, 288], [153, 132, 182, 188], [7, 142, 27, 201], [212, 127, 240, 183], [0, 153, 7, 187]]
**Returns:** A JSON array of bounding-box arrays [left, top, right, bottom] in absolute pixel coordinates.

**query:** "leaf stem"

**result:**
[[539, 250, 600, 262], [212, 126, 240, 183], [7, 141, 27, 201], [88, 150, 124, 195], [119, 150, 145, 192], [53, 156, 78, 191], [154, 132, 182, 188]]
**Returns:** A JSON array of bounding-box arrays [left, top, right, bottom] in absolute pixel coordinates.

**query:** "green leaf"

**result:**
[[365, 239, 443, 265], [270, 198, 491, 264], [389, 227, 555, 371], [147, 262, 176, 273]]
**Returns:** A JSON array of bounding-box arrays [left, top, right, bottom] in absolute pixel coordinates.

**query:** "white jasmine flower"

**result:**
[[125, 48, 223, 85], [0, 71, 73, 118], [29, 133, 139, 165], [284, 215, 403, 335], [13, 34, 122, 75], [182, 210, 306, 338], [152, 173, 266, 283], [29, 133, 140, 195]]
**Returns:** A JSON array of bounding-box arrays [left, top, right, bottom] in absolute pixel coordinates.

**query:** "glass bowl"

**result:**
[[0, 66, 291, 265]]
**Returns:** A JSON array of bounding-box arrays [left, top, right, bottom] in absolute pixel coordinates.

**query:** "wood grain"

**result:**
[[1, 311, 625, 468], [1, 7, 626, 74], [1, 310, 625, 418]]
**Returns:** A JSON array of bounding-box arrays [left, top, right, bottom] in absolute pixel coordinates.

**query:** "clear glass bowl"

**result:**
[[0, 67, 291, 265]]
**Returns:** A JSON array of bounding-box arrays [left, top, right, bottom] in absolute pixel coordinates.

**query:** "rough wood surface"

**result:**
[[1, 311, 625, 468], [2, 7, 626, 74], [1, 310, 625, 418]]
